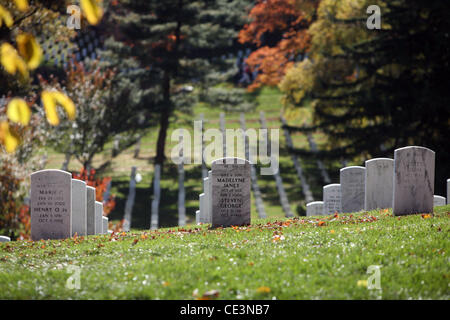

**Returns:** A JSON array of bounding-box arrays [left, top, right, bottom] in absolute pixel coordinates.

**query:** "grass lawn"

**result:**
[[1, 206, 448, 299]]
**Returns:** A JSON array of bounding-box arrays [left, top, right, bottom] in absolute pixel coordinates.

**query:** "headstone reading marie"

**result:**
[[71, 179, 87, 236], [433, 195, 446, 207], [364, 158, 394, 211], [393, 146, 435, 216], [31, 170, 72, 241], [306, 201, 324, 216], [95, 201, 103, 234], [340, 166, 366, 213], [86, 186, 96, 235], [211, 157, 251, 228], [323, 184, 341, 215], [0, 236, 11, 242]]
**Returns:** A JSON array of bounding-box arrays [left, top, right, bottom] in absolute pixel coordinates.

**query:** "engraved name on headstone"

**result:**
[[323, 184, 341, 215], [364, 158, 394, 210], [393, 146, 435, 216], [340, 166, 366, 213], [211, 158, 251, 228], [31, 169, 72, 240]]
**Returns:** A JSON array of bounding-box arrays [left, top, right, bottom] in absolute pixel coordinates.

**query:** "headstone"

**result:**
[[150, 164, 161, 230], [433, 195, 446, 207], [0, 236, 11, 242], [393, 146, 435, 216], [102, 216, 108, 234], [71, 179, 87, 236], [208, 171, 213, 223], [195, 210, 200, 224], [178, 133, 186, 226], [86, 186, 96, 235], [447, 179, 450, 204], [323, 184, 341, 215], [95, 201, 103, 234], [211, 158, 251, 228], [204, 177, 211, 223], [364, 158, 394, 210], [306, 201, 324, 216], [199, 193, 206, 223], [31, 169, 72, 240], [340, 166, 366, 213]]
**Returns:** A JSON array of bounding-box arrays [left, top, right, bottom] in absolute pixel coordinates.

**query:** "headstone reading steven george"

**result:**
[[364, 158, 394, 210], [95, 201, 103, 234], [433, 195, 446, 207], [102, 216, 108, 234], [31, 170, 72, 240], [306, 201, 324, 216], [340, 166, 366, 213], [0, 236, 11, 242], [393, 146, 435, 216], [323, 184, 341, 215], [71, 179, 87, 236], [211, 157, 251, 228], [86, 186, 96, 235]]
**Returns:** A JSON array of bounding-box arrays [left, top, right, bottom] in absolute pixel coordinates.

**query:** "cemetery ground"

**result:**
[[0, 205, 448, 299]]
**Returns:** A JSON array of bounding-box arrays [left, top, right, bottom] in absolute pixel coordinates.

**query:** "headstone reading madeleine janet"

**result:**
[[31, 170, 72, 240], [364, 158, 394, 210], [211, 158, 251, 228], [393, 146, 435, 216], [71, 179, 87, 236], [323, 184, 341, 215], [306, 201, 324, 216], [340, 166, 366, 213]]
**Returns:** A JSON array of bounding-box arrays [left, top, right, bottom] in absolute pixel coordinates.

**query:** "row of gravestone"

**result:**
[[29, 169, 109, 241], [306, 146, 448, 217], [196, 157, 251, 228]]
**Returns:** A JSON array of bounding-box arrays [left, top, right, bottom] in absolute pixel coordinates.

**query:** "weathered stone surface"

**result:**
[[204, 177, 211, 223], [211, 157, 251, 228], [340, 166, 366, 213], [195, 210, 200, 224], [393, 146, 435, 216], [364, 158, 394, 210], [71, 179, 87, 236], [86, 186, 96, 235], [0, 236, 11, 242], [31, 169, 72, 240], [433, 195, 446, 207], [95, 201, 103, 234], [306, 201, 324, 216], [199, 193, 206, 223], [447, 179, 450, 204], [102, 216, 108, 234], [323, 184, 341, 215]]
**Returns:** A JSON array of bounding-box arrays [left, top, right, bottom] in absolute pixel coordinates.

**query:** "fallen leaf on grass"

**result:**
[[357, 280, 368, 287], [197, 290, 220, 300], [257, 286, 271, 294]]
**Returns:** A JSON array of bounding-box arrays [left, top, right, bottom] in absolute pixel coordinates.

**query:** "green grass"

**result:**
[[1, 206, 449, 299]]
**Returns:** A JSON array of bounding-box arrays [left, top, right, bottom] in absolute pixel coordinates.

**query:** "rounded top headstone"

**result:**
[[31, 169, 71, 178], [340, 166, 365, 173], [324, 183, 340, 189], [365, 158, 394, 165], [212, 157, 250, 165], [394, 146, 435, 155], [307, 201, 324, 206]]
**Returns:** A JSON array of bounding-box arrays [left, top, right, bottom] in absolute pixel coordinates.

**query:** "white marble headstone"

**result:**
[[195, 210, 200, 224], [95, 201, 103, 234], [323, 184, 341, 215], [102, 216, 108, 234], [0, 236, 11, 242], [211, 157, 251, 228], [340, 166, 366, 213], [433, 195, 446, 207], [203, 177, 211, 223], [71, 179, 87, 236], [31, 169, 72, 240], [306, 201, 324, 216], [364, 158, 394, 210], [447, 179, 450, 205], [86, 186, 96, 235], [393, 146, 435, 216]]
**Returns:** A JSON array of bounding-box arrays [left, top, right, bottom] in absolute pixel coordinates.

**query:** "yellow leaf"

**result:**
[[81, 0, 103, 25], [41, 91, 76, 126], [13, 0, 29, 12], [0, 121, 20, 153], [16, 33, 42, 70], [357, 280, 368, 287], [0, 5, 13, 28], [7, 98, 31, 125], [256, 286, 271, 294], [0, 43, 29, 79]]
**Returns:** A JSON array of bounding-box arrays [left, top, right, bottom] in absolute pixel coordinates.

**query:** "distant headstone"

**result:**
[[211, 158, 251, 228], [86, 186, 96, 235], [323, 184, 341, 215], [31, 170, 72, 240], [364, 158, 394, 210], [102, 216, 108, 234], [95, 201, 103, 234], [195, 210, 200, 224], [199, 193, 206, 223], [340, 166, 366, 213], [0, 236, 11, 242], [306, 201, 324, 216], [393, 146, 435, 216], [447, 179, 450, 204], [204, 177, 211, 223], [71, 179, 87, 236], [433, 195, 446, 207]]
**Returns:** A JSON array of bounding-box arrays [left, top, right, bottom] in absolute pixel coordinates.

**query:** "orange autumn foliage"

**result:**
[[239, 0, 318, 91]]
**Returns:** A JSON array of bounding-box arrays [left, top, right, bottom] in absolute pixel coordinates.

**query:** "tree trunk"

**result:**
[[155, 70, 171, 166]]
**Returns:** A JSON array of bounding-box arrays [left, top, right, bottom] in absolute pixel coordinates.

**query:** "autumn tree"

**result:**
[[239, 0, 318, 91]]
